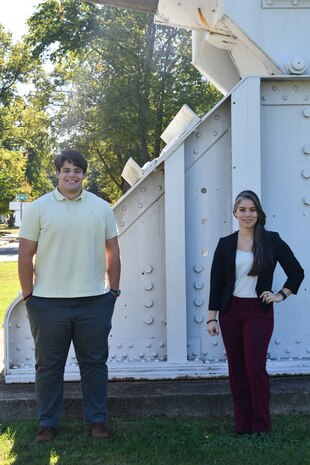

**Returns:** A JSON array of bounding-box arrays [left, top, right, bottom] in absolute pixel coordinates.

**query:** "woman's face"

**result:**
[[234, 199, 258, 231]]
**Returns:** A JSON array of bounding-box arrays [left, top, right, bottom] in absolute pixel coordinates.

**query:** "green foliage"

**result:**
[[0, 261, 19, 323], [0, 149, 30, 214], [0, 25, 55, 211], [26, 0, 221, 201], [1, 416, 310, 465]]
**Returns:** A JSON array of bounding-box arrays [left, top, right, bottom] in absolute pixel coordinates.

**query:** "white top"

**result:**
[[233, 250, 258, 298], [19, 188, 118, 298]]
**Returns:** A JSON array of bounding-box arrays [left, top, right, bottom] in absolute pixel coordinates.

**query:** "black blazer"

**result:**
[[208, 231, 304, 313]]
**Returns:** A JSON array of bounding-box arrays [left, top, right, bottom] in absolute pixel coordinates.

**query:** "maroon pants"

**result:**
[[219, 296, 274, 433]]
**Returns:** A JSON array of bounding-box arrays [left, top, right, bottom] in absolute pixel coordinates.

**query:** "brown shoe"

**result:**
[[90, 423, 111, 440], [36, 426, 55, 442]]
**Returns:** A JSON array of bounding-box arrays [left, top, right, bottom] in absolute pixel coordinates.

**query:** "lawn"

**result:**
[[0, 262, 20, 323], [0, 225, 19, 236], [1, 415, 310, 465]]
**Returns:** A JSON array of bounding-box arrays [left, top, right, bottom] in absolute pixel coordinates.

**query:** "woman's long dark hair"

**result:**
[[233, 190, 274, 276]]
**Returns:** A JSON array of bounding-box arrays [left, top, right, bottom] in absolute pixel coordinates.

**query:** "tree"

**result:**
[[26, 0, 221, 201], [0, 25, 55, 213]]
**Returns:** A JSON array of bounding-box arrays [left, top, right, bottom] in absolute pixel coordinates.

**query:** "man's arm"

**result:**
[[106, 236, 121, 290], [18, 238, 38, 300]]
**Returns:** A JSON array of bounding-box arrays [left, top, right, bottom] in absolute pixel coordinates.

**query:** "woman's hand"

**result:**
[[207, 320, 219, 336], [260, 291, 284, 304]]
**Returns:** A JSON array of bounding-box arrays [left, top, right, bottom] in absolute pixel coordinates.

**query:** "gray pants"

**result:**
[[26, 293, 115, 427]]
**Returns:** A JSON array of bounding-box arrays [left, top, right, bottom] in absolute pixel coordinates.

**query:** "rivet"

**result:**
[[303, 145, 310, 154], [144, 316, 153, 325], [272, 85, 278, 91], [275, 339, 281, 345], [16, 323, 21, 328], [214, 114, 220, 120], [144, 299, 154, 308], [146, 342, 152, 348], [122, 205, 127, 211], [293, 85, 298, 91], [26, 356, 31, 361], [117, 343, 122, 348], [201, 249, 208, 256], [303, 196, 310, 205], [159, 342, 165, 347], [143, 265, 153, 273], [292, 0, 298, 5], [157, 185, 163, 191], [303, 96, 309, 101], [120, 221, 125, 227], [144, 282, 154, 291], [201, 187, 207, 194], [194, 264, 204, 273], [196, 132, 201, 138], [194, 315, 204, 324], [194, 298, 204, 307], [282, 95, 288, 101], [152, 352, 158, 357], [194, 281, 204, 290], [295, 339, 301, 344], [202, 218, 208, 224], [138, 203, 143, 208], [26, 335, 31, 339], [302, 169, 310, 178], [193, 149, 199, 154], [212, 131, 218, 136], [303, 108, 310, 118], [128, 343, 133, 348], [111, 353, 116, 358], [261, 95, 266, 101], [16, 346, 21, 351], [139, 353, 145, 358], [141, 187, 146, 192], [212, 341, 218, 346], [123, 353, 128, 358]]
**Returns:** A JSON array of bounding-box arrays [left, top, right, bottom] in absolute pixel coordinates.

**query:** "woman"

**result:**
[[207, 190, 304, 434]]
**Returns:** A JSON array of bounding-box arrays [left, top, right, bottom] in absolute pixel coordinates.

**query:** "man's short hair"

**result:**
[[54, 150, 88, 173]]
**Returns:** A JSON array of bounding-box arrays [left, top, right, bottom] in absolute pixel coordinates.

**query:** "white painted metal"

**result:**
[[4, 0, 310, 381], [4, 76, 310, 382], [155, 0, 310, 93], [231, 76, 262, 216], [164, 144, 188, 362]]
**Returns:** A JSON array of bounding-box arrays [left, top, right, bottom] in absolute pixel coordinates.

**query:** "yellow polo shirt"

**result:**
[[19, 188, 118, 298]]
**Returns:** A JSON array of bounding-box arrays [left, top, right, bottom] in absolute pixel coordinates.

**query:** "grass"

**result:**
[[1, 415, 310, 465], [0, 262, 20, 324], [0, 225, 19, 236]]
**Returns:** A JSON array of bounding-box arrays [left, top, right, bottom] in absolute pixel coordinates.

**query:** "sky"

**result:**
[[1, 0, 42, 40]]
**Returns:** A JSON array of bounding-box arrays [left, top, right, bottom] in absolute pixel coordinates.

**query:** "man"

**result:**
[[18, 149, 121, 442]]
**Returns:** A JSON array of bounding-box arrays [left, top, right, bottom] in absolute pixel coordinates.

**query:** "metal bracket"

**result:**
[[262, 0, 310, 8]]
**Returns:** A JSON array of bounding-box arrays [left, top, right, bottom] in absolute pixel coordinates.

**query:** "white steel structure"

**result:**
[[3, 1, 310, 382]]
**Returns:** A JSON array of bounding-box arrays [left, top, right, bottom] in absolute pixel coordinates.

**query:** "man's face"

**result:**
[[56, 160, 86, 198]]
